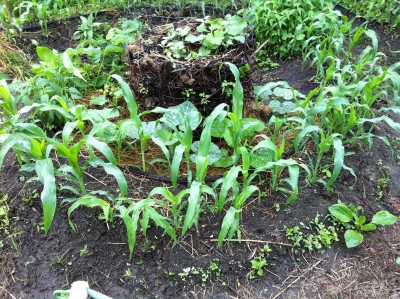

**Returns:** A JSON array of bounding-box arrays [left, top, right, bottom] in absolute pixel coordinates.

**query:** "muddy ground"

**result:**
[[0, 6, 399, 299]]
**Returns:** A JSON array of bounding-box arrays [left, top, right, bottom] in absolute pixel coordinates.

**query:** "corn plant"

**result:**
[[0, 121, 57, 233], [148, 181, 215, 235], [118, 198, 176, 259], [248, 135, 305, 203], [194, 103, 228, 183], [213, 166, 259, 245], [112, 74, 151, 172], [293, 123, 355, 188], [219, 63, 265, 163], [152, 101, 202, 187]]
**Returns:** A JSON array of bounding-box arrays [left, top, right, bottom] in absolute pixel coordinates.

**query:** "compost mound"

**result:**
[[127, 19, 255, 113]]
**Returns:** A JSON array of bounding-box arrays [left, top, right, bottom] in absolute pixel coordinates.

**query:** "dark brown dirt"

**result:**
[[0, 6, 399, 299]]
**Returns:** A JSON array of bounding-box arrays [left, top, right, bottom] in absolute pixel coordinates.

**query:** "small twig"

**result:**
[[271, 259, 323, 299], [209, 239, 291, 247], [0, 286, 17, 299], [251, 39, 269, 58], [83, 171, 107, 186]]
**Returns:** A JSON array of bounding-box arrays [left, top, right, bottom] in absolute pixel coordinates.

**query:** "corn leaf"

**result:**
[[35, 158, 57, 234]]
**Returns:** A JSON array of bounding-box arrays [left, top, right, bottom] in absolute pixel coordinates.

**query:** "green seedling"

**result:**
[[249, 245, 271, 278], [329, 200, 398, 248]]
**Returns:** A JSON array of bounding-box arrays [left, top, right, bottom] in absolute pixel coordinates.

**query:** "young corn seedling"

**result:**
[[248, 135, 305, 203], [118, 198, 176, 259], [112, 74, 151, 172], [0, 122, 56, 233], [152, 101, 202, 187], [213, 165, 259, 245]]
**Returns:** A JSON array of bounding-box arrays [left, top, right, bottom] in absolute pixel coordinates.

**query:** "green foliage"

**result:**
[[329, 200, 398, 248], [340, 0, 400, 28], [249, 245, 271, 278], [250, 0, 335, 57], [286, 214, 339, 253], [161, 14, 247, 61]]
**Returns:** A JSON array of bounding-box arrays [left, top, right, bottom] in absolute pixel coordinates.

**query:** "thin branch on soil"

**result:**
[[270, 258, 323, 299], [0, 286, 17, 299], [251, 39, 269, 58], [84, 171, 107, 186], [209, 239, 291, 247]]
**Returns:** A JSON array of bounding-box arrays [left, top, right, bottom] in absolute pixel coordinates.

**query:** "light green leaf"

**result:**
[[218, 206, 238, 246], [36, 46, 57, 62], [273, 87, 293, 100], [344, 230, 364, 248], [329, 203, 354, 223], [371, 211, 398, 226], [35, 158, 57, 234]]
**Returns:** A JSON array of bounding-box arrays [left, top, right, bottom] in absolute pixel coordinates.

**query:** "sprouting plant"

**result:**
[[160, 14, 247, 61], [286, 214, 339, 253], [250, 245, 271, 278], [79, 244, 88, 257], [182, 88, 196, 100], [329, 200, 398, 248], [112, 74, 151, 172], [73, 14, 103, 44], [148, 181, 215, 236]]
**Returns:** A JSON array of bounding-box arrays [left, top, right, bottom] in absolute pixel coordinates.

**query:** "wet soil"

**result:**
[[0, 5, 399, 299]]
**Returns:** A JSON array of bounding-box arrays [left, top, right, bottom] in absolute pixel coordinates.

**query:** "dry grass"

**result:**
[[0, 32, 30, 80], [281, 223, 400, 299]]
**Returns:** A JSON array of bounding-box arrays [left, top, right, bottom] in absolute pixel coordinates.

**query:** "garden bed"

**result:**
[[0, 4, 400, 299]]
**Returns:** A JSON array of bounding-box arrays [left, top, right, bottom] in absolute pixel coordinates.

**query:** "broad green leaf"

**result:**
[[269, 100, 296, 114], [204, 30, 224, 49], [35, 158, 57, 234], [223, 15, 247, 35], [371, 211, 398, 226], [344, 230, 364, 248], [36, 46, 57, 62], [185, 34, 204, 43], [241, 118, 265, 139], [273, 87, 293, 100], [250, 148, 272, 168], [329, 203, 354, 223], [360, 223, 377, 231], [190, 141, 221, 165]]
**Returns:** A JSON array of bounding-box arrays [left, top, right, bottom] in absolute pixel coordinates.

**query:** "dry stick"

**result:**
[[210, 238, 291, 247], [0, 287, 17, 299], [83, 171, 107, 186], [251, 39, 270, 58], [270, 259, 323, 299]]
